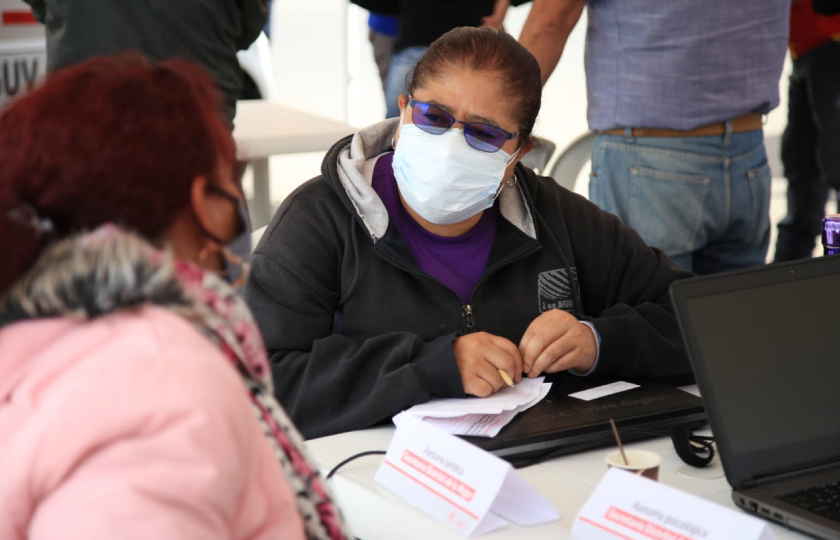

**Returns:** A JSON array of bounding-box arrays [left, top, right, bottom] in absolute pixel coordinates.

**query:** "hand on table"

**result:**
[[453, 332, 523, 397], [520, 309, 597, 378]]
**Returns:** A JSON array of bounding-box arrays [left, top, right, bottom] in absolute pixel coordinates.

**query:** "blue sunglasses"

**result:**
[[407, 99, 519, 153]]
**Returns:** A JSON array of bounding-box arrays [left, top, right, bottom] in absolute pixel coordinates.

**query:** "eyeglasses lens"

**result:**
[[409, 100, 508, 153], [464, 124, 507, 153], [410, 101, 453, 135]]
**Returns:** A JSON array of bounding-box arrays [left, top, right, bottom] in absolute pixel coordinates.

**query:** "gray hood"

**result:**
[[331, 119, 537, 242]]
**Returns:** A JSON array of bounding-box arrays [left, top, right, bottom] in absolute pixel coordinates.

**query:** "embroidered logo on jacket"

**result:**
[[538, 268, 578, 312]]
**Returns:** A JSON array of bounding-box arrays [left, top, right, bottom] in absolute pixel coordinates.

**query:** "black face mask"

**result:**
[[200, 185, 252, 288]]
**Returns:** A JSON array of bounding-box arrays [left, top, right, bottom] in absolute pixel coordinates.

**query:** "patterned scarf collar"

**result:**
[[0, 225, 353, 540]]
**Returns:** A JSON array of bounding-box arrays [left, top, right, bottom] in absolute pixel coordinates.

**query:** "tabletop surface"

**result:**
[[232, 100, 354, 159], [306, 391, 807, 540]]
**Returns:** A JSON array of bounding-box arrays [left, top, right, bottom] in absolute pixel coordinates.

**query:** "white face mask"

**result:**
[[392, 117, 520, 226]]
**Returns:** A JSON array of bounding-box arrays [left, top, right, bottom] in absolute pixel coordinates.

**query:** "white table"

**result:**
[[306, 410, 806, 539], [233, 100, 354, 227]]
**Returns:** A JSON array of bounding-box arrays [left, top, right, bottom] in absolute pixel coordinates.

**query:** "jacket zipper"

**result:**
[[374, 241, 540, 335], [374, 248, 478, 334], [463, 304, 475, 332], [459, 243, 542, 334]]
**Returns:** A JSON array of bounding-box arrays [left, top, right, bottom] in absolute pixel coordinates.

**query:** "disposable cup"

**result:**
[[605, 449, 661, 481]]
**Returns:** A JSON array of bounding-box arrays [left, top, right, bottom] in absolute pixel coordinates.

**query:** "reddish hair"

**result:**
[[0, 54, 235, 294]]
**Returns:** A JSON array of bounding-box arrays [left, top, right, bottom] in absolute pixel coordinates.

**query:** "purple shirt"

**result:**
[[372, 152, 497, 304]]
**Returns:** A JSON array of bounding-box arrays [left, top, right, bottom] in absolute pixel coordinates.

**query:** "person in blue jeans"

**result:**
[[385, 46, 428, 118], [519, 0, 789, 274], [588, 130, 772, 273], [368, 12, 399, 92], [773, 0, 840, 262], [384, 0, 524, 119]]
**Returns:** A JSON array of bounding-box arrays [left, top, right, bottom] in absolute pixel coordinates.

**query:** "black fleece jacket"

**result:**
[[25, 0, 267, 125], [246, 124, 694, 440]]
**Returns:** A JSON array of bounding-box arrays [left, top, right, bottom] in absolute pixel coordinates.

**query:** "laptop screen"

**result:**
[[673, 259, 840, 487]]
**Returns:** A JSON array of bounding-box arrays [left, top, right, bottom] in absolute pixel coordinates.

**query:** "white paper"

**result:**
[[375, 415, 559, 537], [494, 468, 565, 527], [568, 381, 640, 402], [572, 468, 777, 540], [405, 377, 547, 416], [396, 381, 552, 437], [395, 378, 552, 437], [401, 410, 519, 437]]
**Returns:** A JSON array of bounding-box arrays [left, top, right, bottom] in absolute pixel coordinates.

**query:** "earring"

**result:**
[[197, 244, 214, 265], [505, 175, 518, 189]]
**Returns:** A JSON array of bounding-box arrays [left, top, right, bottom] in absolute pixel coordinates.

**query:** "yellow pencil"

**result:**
[[498, 369, 514, 387]]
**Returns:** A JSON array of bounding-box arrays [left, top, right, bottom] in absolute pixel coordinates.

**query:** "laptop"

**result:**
[[671, 255, 840, 539], [462, 374, 707, 468]]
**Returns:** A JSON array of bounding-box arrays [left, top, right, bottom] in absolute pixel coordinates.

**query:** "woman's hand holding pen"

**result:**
[[453, 332, 523, 397]]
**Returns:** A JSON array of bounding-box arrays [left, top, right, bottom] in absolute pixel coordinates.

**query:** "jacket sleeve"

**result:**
[[245, 185, 465, 440], [21, 0, 46, 23], [236, 0, 269, 50], [555, 187, 695, 384]]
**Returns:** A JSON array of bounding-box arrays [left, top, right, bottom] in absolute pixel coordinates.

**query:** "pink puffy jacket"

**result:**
[[0, 306, 306, 540]]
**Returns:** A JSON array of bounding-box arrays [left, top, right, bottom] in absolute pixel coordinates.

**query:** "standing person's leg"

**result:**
[[369, 29, 396, 93], [693, 128, 772, 275], [588, 133, 722, 273], [774, 55, 827, 262], [810, 42, 840, 216], [383, 46, 428, 119]]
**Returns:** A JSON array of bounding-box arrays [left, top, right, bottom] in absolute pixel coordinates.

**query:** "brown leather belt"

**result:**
[[598, 112, 764, 138]]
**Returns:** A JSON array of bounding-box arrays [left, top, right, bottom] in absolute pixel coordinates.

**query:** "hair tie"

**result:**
[[7, 204, 55, 238]]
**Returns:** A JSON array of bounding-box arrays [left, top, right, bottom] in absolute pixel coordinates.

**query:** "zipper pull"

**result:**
[[463, 304, 475, 330]]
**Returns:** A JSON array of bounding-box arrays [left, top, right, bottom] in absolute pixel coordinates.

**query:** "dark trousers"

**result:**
[[368, 29, 396, 93], [775, 41, 840, 261]]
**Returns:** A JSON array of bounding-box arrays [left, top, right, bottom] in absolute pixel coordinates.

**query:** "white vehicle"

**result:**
[[0, 0, 44, 107], [0, 0, 275, 108]]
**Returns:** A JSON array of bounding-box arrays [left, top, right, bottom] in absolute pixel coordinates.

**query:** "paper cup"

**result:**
[[605, 449, 661, 481]]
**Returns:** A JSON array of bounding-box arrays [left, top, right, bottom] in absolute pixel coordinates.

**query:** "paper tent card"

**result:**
[[572, 468, 778, 540], [375, 415, 559, 537]]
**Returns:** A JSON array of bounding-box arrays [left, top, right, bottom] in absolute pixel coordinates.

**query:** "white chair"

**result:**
[[251, 225, 268, 252], [547, 131, 597, 192], [520, 136, 556, 175]]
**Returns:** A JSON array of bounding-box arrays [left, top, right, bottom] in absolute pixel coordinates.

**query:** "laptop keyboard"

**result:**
[[778, 481, 840, 522]]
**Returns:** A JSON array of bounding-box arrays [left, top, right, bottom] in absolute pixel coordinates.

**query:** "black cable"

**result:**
[[324, 430, 715, 478], [671, 425, 715, 467], [326, 450, 387, 480]]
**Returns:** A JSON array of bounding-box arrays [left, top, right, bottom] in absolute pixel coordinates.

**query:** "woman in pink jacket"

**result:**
[[0, 56, 352, 540]]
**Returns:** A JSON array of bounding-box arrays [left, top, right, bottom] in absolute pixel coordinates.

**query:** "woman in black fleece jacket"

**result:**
[[246, 28, 694, 439]]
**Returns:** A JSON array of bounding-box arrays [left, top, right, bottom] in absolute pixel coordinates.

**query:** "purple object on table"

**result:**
[[822, 215, 840, 256]]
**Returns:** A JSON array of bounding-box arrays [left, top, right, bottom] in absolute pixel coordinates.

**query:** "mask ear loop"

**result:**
[[392, 98, 410, 149], [196, 185, 244, 252], [493, 144, 523, 199], [505, 144, 523, 168]]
